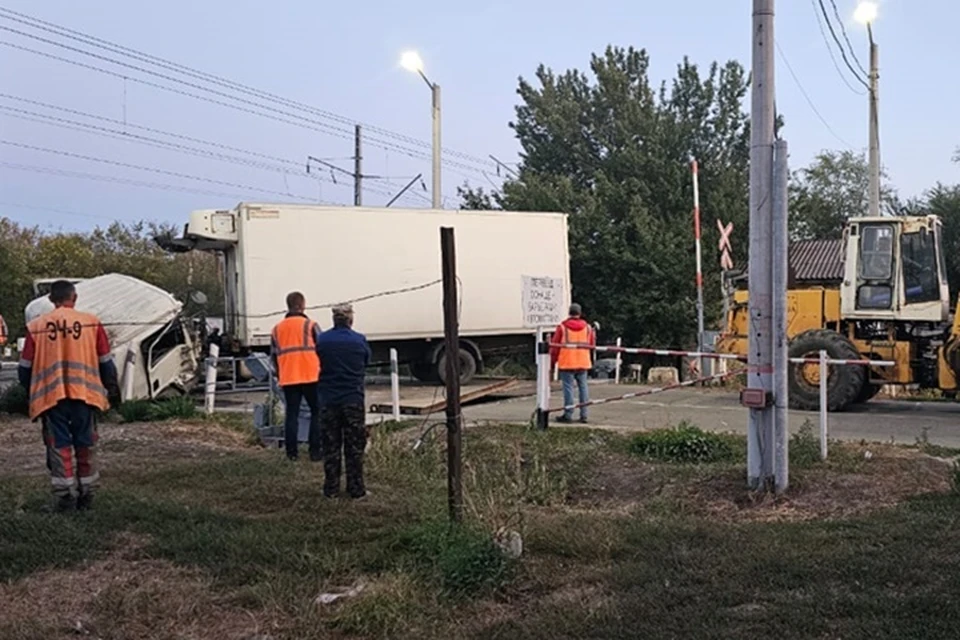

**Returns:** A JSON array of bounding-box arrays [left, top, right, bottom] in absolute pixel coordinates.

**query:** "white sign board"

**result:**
[[522, 275, 565, 328]]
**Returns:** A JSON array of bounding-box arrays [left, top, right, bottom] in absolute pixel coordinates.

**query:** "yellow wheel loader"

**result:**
[[716, 215, 960, 411]]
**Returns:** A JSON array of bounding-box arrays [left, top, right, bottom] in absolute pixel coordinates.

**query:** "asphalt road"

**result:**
[[457, 381, 960, 448]]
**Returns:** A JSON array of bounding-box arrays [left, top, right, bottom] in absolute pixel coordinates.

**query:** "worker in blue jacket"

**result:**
[[316, 303, 372, 499]]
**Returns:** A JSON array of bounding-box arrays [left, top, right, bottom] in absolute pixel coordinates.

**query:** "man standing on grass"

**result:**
[[317, 303, 371, 499], [271, 291, 323, 462], [550, 302, 595, 424], [18, 280, 120, 512]]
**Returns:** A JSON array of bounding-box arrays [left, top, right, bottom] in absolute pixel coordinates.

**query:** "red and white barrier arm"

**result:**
[[550, 343, 895, 368]]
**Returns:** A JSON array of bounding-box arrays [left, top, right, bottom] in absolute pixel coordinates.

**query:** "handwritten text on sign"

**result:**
[[522, 275, 565, 328]]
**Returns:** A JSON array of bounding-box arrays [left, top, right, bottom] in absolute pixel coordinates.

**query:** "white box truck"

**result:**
[[169, 203, 571, 383]]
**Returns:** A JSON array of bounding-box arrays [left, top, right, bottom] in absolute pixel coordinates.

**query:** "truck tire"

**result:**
[[787, 330, 865, 412], [437, 346, 478, 386]]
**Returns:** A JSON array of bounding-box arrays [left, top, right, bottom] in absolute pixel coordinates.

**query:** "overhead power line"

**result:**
[[808, 0, 866, 95], [0, 7, 498, 171], [0, 104, 427, 205], [775, 42, 854, 150], [827, 0, 868, 77], [0, 37, 488, 187], [0, 140, 321, 201], [814, 0, 869, 90], [0, 160, 334, 201]]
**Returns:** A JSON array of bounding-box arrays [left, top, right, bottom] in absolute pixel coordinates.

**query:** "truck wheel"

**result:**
[[437, 347, 478, 385], [787, 330, 865, 412]]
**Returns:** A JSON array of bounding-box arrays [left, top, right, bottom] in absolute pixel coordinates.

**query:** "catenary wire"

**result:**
[[0, 108, 425, 203], [0, 28, 493, 180], [0, 6, 498, 169], [775, 42, 855, 150], [0, 139, 324, 201]]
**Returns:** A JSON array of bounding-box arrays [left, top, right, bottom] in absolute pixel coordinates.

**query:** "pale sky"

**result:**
[[0, 0, 954, 231]]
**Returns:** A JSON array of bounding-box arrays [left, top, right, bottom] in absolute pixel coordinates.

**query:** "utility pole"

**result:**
[[440, 227, 463, 523], [432, 83, 442, 209], [867, 24, 880, 217], [354, 125, 362, 206], [746, 0, 776, 490]]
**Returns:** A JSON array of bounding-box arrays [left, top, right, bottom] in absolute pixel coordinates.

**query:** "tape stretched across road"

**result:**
[[548, 343, 895, 368]]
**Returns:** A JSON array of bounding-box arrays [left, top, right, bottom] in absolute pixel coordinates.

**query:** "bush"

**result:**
[[0, 384, 28, 415], [628, 422, 736, 464], [393, 519, 511, 598], [117, 396, 198, 423], [789, 420, 822, 468]]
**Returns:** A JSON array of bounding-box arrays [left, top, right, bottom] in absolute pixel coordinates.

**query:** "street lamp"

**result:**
[[401, 50, 442, 209], [855, 1, 880, 217]]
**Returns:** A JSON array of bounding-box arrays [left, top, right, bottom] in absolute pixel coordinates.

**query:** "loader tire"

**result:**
[[787, 330, 865, 412], [855, 382, 882, 404]]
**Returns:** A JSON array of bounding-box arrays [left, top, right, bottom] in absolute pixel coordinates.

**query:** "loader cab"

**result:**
[[840, 215, 949, 323]]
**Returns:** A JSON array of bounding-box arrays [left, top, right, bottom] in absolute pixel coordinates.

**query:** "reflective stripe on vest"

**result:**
[[272, 316, 321, 386], [557, 325, 592, 371], [26, 308, 109, 420]]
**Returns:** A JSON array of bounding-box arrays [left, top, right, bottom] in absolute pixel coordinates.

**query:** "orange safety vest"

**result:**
[[26, 307, 109, 420], [272, 315, 321, 386], [557, 324, 593, 371], [0, 314, 6, 346]]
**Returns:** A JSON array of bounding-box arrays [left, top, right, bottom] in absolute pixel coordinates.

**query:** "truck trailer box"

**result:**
[[179, 204, 571, 381]]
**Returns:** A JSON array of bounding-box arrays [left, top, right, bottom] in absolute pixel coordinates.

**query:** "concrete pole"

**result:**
[[431, 83, 442, 209], [747, 0, 776, 490], [867, 27, 880, 217], [772, 138, 789, 493]]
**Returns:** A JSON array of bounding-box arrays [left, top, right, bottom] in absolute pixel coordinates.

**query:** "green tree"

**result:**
[[461, 46, 751, 348], [0, 217, 222, 340], [788, 150, 898, 241]]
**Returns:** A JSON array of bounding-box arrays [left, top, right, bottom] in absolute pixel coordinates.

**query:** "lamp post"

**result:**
[[855, 1, 880, 217], [401, 51, 442, 209]]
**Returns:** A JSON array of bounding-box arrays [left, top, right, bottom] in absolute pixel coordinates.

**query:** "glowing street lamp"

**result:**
[[400, 51, 441, 209]]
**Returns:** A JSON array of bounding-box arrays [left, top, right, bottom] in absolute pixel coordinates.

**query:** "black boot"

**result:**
[[77, 492, 94, 511]]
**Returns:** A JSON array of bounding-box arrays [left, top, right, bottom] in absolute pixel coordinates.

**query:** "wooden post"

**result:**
[[441, 227, 463, 523]]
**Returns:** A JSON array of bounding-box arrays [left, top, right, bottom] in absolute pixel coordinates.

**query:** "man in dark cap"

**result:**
[[316, 303, 372, 498]]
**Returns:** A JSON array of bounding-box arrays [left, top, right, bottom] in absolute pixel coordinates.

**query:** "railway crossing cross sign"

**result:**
[[717, 220, 734, 271]]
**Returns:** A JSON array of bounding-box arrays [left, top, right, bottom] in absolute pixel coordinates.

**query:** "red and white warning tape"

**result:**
[[548, 343, 895, 367]]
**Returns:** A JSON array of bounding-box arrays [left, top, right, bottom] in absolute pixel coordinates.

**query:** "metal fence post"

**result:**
[[614, 336, 622, 384], [819, 349, 828, 460], [204, 343, 219, 415], [390, 348, 401, 421]]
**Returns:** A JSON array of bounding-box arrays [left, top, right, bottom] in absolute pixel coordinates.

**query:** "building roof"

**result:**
[[788, 239, 845, 283]]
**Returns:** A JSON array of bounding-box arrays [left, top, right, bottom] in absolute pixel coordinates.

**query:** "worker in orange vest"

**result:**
[[18, 280, 119, 512], [271, 291, 323, 462], [549, 303, 595, 423], [0, 313, 7, 346]]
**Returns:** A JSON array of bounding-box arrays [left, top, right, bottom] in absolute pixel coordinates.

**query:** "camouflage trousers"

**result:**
[[321, 404, 367, 498], [41, 399, 100, 502]]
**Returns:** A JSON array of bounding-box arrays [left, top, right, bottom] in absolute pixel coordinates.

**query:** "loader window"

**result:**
[[900, 230, 939, 304], [859, 224, 894, 281]]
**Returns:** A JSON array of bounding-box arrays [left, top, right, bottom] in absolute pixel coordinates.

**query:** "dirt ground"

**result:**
[[1, 415, 957, 640]]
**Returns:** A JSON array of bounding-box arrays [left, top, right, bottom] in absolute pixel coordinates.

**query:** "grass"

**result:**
[[1, 417, 959, 639]]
